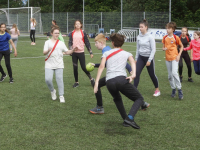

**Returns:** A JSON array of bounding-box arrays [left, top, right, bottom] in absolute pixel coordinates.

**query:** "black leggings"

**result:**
[[106, 76, 144, 120], [134, 55, 159, 88], [179, 51, 192, 77], [72, 52, 92, 82], [30, 30, 35, 42], [0, 50, 12, 78]]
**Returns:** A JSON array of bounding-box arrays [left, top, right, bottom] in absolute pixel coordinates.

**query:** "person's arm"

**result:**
[[184, 42, 193, 51], [176, 39, 184, 62], [18, 30, 20, 36], [126, 56, 136, 83], [43, 47, 51, 55], [147, 36, 156, 66], [68, 32, 73, 50], [64, 47, 78, 55], [135, 38, 140, 62], [190, 49, 193, 61], [126, 63, 132, 74], [9, 39, 17, 57], [84, 32, 93, 58], [94, 57, 106, 93]]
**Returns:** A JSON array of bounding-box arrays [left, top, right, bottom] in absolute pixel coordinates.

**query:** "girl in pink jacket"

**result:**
[[184, 31, 200, 75]]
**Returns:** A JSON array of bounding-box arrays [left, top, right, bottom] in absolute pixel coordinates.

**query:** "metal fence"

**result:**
[[0, 11, 169, 34]]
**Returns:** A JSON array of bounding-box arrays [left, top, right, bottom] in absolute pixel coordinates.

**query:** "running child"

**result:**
[[89, 33, 149, 114], [30, 18, 36, 45], [162, 22, 184, 99], [178, 27, 193, 82], [94, 33, 147, 129], [0, 23, 17, 83], [68, 20, 95, 88], [184, 31, 200, 75], [43, 26, 77, 103], [10, 24, 20, 53], [134, 19, 160, 96]]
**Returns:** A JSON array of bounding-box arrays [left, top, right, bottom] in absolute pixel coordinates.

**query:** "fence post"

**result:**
[[101, 12, 102, 29], [67, 12, 68, 34], [144, 12, 145, 19]]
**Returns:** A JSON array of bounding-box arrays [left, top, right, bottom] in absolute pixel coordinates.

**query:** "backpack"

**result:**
[[180, 34, 190, 42], [71, 29, 85, 43], [163, 34, 178, 45], [174, 31, 182, 37]]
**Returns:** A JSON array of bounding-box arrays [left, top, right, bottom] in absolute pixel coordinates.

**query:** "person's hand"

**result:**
[[94, 83, 98, 93], [146, 61, 151, 66], [90, 54, 93, 58], [176, 55, 180, 62], [163, 47, 167, 51], [90, 62, 95, 66], [73, 47, 78, 52], [190, 56, 193, 62], [14, 51, 17, 57], [135, 61, 137, 63]]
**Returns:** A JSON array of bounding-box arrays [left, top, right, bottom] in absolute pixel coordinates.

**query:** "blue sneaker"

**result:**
[[89, 105, 104, 114], [178, 89, 183, 100], [171, 89, 176, 98]]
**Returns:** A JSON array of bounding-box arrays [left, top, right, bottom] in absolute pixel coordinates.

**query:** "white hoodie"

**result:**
[[135, 32, 156, 62]]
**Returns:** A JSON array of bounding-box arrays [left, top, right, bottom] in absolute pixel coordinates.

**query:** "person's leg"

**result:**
[[183, 52, 193, 80], [4, 50, 12, 79], [106, 77, 128, 120], [89, 77, 106, 114], [33, 30, 35, 43], [172, 60, 181, 90], [166, 61, 175, 89], [45, 68, 55, 92], [72, 53, 79, 83], [134, 55, 146, 88], [178, 54, 183, 81], [13, 38, 18, 48], [55, 68, 64, 96], [0, 52, 6, 76], [193, 60, 200, 75], [30, 30, 33, 42], [146, 59, 159, 88], [78, 52, 92, 80]]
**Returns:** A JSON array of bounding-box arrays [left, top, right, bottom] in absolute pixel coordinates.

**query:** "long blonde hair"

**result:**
[[12, 24, 18, 32], [31, 18, 37, 26]]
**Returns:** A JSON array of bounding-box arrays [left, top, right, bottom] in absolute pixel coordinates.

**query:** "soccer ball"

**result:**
[[86, 63, 94, 72]]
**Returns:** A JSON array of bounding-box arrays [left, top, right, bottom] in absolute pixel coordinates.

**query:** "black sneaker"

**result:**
[[188, 78, 193, 82], [0, 74, 7, 82], [89, 105, 104, 114], [124, 117, 140, 129], [141, 102, 150, 110], [9, 78, 14, 83], [178, 89, 183, 100], [122, 121, 131, 127], [180, 76, 183, 82], [171, 89, 176, 98], [73, 82, 79, 88], [91, 78, 95, 87]]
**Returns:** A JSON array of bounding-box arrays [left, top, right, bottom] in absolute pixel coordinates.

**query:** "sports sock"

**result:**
[[128, 114, 134, 120]]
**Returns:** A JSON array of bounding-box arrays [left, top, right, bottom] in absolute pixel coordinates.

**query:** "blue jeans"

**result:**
[[193, 60, 200, 75]]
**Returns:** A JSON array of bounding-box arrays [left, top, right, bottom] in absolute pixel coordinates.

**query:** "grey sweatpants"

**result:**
[[45, 68, 64, 96], [165, 60, 182, 90], [10, 37, 18, 49]]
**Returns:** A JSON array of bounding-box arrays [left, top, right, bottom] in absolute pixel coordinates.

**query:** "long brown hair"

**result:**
[[0, 23, 10, 33], [74, 20, 83, 29], [140, 19, 149, 30], [31, 18, 37, 26], [182, 27, 189, 36], [12, 24, 18, 32]]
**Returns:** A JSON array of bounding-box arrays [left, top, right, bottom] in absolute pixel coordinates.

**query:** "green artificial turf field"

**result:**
[[0, 36, 199, 150]]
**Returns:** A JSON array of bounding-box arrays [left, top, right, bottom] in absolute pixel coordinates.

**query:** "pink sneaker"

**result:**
[[153, 90, 161, 97]]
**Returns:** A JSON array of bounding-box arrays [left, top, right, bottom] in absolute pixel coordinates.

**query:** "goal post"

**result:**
[[0, 7, 43, 34], [118, 29, 138, 42]]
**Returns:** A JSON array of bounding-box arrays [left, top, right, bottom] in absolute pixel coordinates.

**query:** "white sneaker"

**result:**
[[153, 90, 161, 97], [59, 96, 65, 103], [51, 89, 57, 100]]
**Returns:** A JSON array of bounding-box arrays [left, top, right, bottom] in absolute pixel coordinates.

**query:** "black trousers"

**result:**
[[134, 55, 159, 88], [30, 30, 35, 42], [72, 52, 92, 82], [179, 51, 192, 77], [95, 77, 106, 106], [0, 50, 12, 78], [106, 76, 144, 120]]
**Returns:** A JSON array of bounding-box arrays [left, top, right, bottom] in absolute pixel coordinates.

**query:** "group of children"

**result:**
[[1, 19, 200, 129]]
